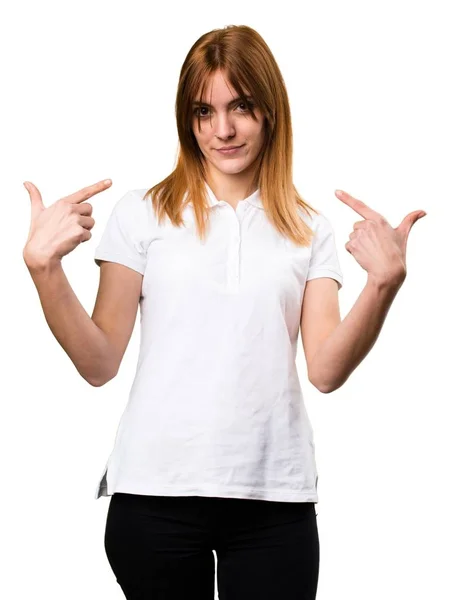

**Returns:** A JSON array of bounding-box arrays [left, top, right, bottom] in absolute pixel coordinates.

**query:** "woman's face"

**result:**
[[191, 70, 266, 180]]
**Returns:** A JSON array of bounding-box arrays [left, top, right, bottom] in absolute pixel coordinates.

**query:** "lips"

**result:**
[[216, 144, 244, 155]]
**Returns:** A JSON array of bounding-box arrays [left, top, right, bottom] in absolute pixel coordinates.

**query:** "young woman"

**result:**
[[23, 23, 425, 600]]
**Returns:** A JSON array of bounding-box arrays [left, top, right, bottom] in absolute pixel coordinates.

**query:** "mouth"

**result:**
[[216, 144, 244, 155]]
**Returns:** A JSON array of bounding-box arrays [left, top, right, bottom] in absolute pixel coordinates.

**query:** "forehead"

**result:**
[[194, 71, 251, 103]]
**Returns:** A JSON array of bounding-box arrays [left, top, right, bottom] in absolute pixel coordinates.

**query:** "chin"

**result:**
[[218, 166, 249, 176], [215, 159, 251, 171]]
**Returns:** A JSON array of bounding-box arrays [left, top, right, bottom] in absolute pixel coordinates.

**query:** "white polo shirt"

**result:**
[[93, 183, 343, 503]]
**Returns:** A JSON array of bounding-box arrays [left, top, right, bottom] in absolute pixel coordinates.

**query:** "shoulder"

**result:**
[[111, 188, 159, 231], [296, 205, 335, 238], [120, 188, 153, 213]]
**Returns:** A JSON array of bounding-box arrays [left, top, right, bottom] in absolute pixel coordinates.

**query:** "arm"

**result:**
[[25, 256, 143, 387], [24, 256, 117, 387], [308, 275, 404, 393], [305, 186, 425, 393]]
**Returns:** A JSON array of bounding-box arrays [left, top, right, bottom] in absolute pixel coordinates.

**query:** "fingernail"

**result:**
[[336, 189, 344, 196], [104, 179, 112, 185]]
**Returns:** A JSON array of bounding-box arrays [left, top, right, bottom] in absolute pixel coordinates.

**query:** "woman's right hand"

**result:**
[[22, 179, 112, 269]]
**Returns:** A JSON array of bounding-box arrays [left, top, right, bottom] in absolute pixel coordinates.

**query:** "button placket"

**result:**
[[231, 210, 242, 288], [220, 201, 246, 292]]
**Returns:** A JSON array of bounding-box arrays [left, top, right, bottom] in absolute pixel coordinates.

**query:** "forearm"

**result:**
[[310, 276, 404, 393], [25, 257, 115, 386]]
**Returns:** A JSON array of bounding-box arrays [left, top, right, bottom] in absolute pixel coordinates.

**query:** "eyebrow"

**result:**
[[192, 95, 254, 107]]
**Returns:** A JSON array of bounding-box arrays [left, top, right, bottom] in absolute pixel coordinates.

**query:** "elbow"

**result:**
[[308, 369, 328, 394], [87, 377, 106, 388], [309, 373, 342, 394], [317, 379, 347, 394], [86, 375, 114, 387], [308, 357, 350, 394], [312, 380, 335, 394], [85, 368, 118, 388], [317, 382, 336, 394]]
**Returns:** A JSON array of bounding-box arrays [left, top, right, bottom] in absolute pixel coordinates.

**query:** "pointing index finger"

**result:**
[[61, 179, 112, 204], [335, 189, 381, 220]]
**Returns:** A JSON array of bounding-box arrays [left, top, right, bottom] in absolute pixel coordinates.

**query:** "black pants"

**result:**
[[104, 492, 319, 599]]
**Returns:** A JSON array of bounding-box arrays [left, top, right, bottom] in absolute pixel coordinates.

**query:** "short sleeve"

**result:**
[[307, 212, 343, 290], [94, 189, 152, 275]]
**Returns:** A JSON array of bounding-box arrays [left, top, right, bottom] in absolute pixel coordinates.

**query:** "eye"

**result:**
[[193, 101, 255, 119], [193, 106, 210, 118], [237, 101, 254, 112]]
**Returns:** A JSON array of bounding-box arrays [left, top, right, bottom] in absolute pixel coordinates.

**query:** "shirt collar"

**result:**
[[205, 182, 263, 210]]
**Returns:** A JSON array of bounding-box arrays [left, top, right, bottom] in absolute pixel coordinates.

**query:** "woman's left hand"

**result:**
[[335, 189, 426, 288]]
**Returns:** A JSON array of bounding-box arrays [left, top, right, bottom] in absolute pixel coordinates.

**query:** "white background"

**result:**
[[2, 0, 450, 598]]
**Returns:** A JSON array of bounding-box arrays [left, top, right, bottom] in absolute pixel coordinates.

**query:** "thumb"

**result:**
[[396, 210, 427, 244], [24, 181, 45, 221]]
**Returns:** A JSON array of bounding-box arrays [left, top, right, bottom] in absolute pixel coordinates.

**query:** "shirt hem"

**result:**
[[96, 479, 318, 503], [306, 267, 343, 289], [94, 251, 146, 275]]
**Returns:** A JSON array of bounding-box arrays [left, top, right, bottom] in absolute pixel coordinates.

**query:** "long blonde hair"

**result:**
[[143, 24, 318, 247]]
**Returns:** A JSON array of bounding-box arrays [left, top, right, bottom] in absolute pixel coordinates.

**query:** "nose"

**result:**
[[214, 111, 236, 141]]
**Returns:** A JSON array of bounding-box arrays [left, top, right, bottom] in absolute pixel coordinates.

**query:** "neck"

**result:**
[[205, 170, 258, 204]]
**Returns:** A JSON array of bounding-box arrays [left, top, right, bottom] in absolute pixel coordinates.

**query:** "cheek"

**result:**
[[248, 125, 265, 150], [246, 118, 264, 138], [192, 127, 210, 147]]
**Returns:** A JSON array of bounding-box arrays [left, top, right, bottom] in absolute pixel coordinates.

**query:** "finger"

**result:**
[[335, 189, 382, 221], [24, 181, 43, 205], [353, 220, 366, 230], [61, 179, 112, 204], [79, 215, 95, 230], [76, 202, 93, 216], [396, 210, 427, 241], [24, 181, 45, 222]]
